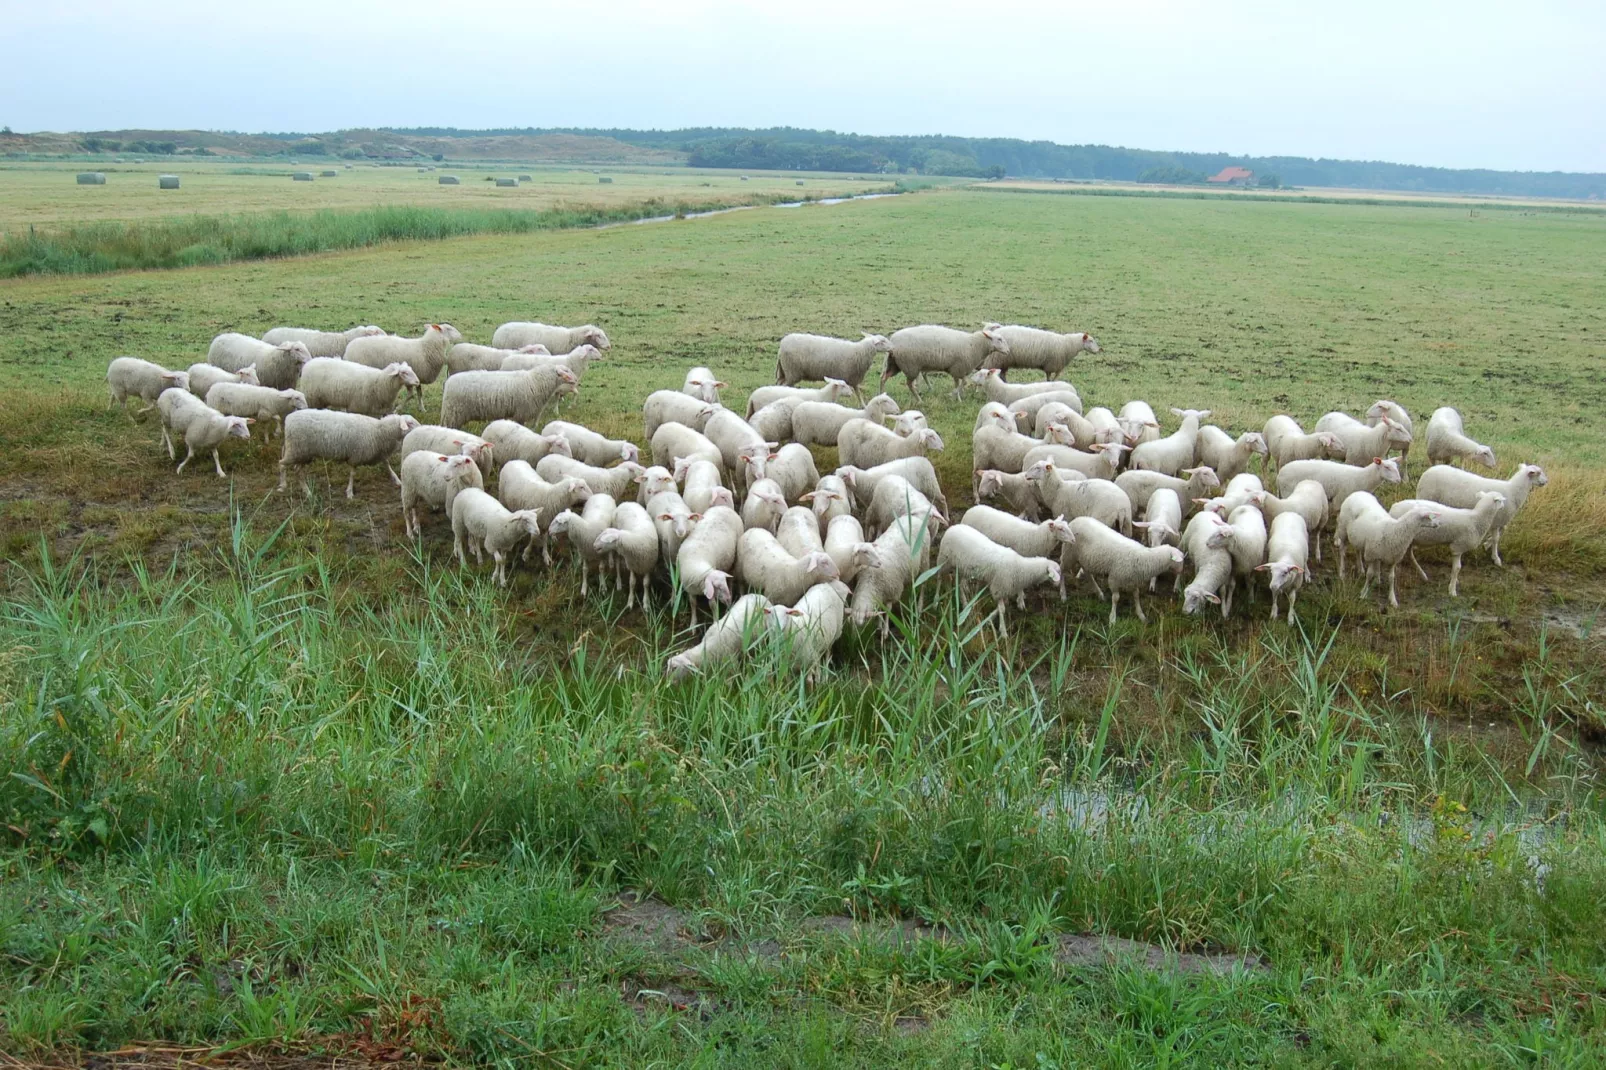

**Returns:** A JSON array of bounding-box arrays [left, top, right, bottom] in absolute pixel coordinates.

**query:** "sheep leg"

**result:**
[[580, 560, 588, 596], [1269, 592, 1280, 621], [1336, 541, 1346, 580], [626, 574, 636, 610], [1360, 563, 1372, 598], [1388, 565, 1399, 608], [1410, 549, 1429, 582], [949, 374, 965, 402], [995, 599, 1009, 638], [1313, 535, 1323, 563], [1449, 554, 1463, 598], [1132, 589, 1148, 624], [1286, 589, 1298, 626], [212, 450, 227, 479], [175, 443, 195, 474], [1108, 590, 1119, 625], [387, 463, 402, 486], [346, 468, 357, 499], [1489, 529, 1504, 567], [1017, 591, 1027, 611], [162, 425, 175, 459], [278, 462, 288, 492], [493, 551, 507, 587]]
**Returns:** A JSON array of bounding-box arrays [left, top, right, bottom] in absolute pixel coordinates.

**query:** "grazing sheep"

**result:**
[[401, 425, 495, 479], [1117, 401, 1162, 447], [1314, 411, 1413, 465], [1390, 491, 1506, 597], [764, 581, 853, 683], [676, 505, 744, 621], [1424, 407, 1497, 469], [704, 410, 776, 490], [803, 474, 855, 535], [206, 334, 313, 389], [439, 365, 578, 428], [262, 325, 385, 357], [204, 383, 307, 439], [643, 391, 720, 440], [969, 368, 1083, 408], [835, 457, 948, 519], [1133, 488, 1183, 592], [682, 366, 726, 405], [1415, 463, 1547, 567], [745, 378, 853, 418], [960, 507, 1075, 596], [446, 342, 549, 377], [534, 455, 645, 502], [1176, 511, 1235, 613], [776, 332, 893, 392], [747, 400, 797, 443], [865, 476, 944, 542], [790, 394, 901, 447], [1022, 441, 1129, 482], [666, 593, 773, 680], [541, 420, 639, 466], [767, 443, 820, 504], [491, 322, 610, 353], [741, 479, 790, 533], [646, 488, 695, 563], [838, 420, 944, 470], [595, 502, 660, 608], [1198, 473, 1264, 519], [1115, 466, 1222, 516], [1256, 479, 1330, 565], [108, 357, 189, 415], [651, 421, 726, 474], [1258, 513, 1309, 623], [1194, 426, 1268, 481], [1018, 398, 1097, 440], [186, 362, 258, 400], [1222, 505, 1268, 611], [279, 410, 419, 497], [849, 522, 925, 635], [974, 422, 1075, 478], [936, 525, 1061, 635], [156, 389, 252, 476], [823, 514, 868, 584], [881, 324, 1011, 400], [1262, 415, 1346, 469], [344, 324, 463, 402], [1334, 493, 1441, 607], [1084, 406, 1126, 446], [300, 358, 419, 416], [451, 487, 542, 587], [676, 457, 727, 515], [546, 494, 618, 595], [481, 421, 571, 468], [976, 468, 1041, 522], [400, 451, 483, 537], [737, 529, 840, 604], [985, 326, 1099, 381], [498, 344, 604, 384], [1364, 400, 1415, 458], [1066, 517, 1184, 624], [498, 462, 592, 564], [1274, 457, 1402, 507]]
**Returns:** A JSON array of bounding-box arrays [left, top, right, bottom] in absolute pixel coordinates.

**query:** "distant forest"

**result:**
[[385, 126, 1606, 199]]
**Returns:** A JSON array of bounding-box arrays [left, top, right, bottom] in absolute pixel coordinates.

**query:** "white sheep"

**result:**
[[1256, 479, 1330, 564], [823, 514, 868, 584], [865, 476, 944, 543], [1117, 401, 1161, 446], [802, 474, 854, 535], [1262, 415, 1346, 469], [1314, 411, 1413, 465], [205, 383, 307, 439], [1222, 505, 1268, 611], [651, 422, 726, 475], [767, 443, 820, 504], [546, 494, 618, 595], [1019, 399, 1097, 441], [440, 365, 578, 428], [974, 422, 1074, 478], [541, 420, 639, 466], [534, 455, 645, 502], [741, 479, 789, 533], [1390, 491, 1506, 597], [108, 357, 188, 415], [1179, 511, 1235, 615], [665, 593, 773, 680], [890, 410, 928, 436], [640, 465, 678, 500], [976, 468, 1041, 522], [969, 368, 1083, 408], [846, 522, 924, 636], [676, 457, 727, 515], [745, 378, 853, 417], [1274, 457, 1402, 507], [206, 334, 312, 389], [881, 324, 1011, 401], [790, 394, 901, 447], [737, 529, 840, 604], [643, 391, 719, 440], [1085, 406, 1126, 446], [747, 400, 797, 443], [1198, 473, 1264, 519], [646, 487, 696, 563], [935, 525, 1061, 636], [1364, 400, 1415, 458], [1415, 463, 1547, 567], [975, 402, 1019, 434], [776, 333, 892, 392], [1424, 407, 1497, 469], [451, 487, 542, 587], [1257, 512, 1309, 623], [498, 461, 592, 564], [446, 342, 549, 377], [480, 423, 570, 470], [400, 451, 483, 537], [491, 322, 610, 353], [703, 410, 775, 491], [279, 411, 420, 498], [300, 358, 419, 417], [764, 580, 853, 683], [1021, 441, 1128, 482], [985, 326, 1099, 381], [960, 507, 1075, 597], [1134, 487, 1183, 592], [499, 344, 604, 383], [1194, 426, 1268, 481], [262, 325, 384, 357], [838, 420, 944, 470], [345, 324, 463, 402], [1333, 493, 1441, 607], [682, 366, 726, 405], [401, 425, 495, 479], [1066, 517, 1184, 624], [1115, 466, 1222, 517], [595, 502, 660, 608], [186, 362, 258, 400], [835, 457, 949, 519], [675, 505, 743, 621], [156, 389, 252, 476]]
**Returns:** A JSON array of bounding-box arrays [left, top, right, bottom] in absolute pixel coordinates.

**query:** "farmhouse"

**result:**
[[1207, 166, 1256, 185]]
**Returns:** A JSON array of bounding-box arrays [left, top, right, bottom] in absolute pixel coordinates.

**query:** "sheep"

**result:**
[[704, 409, 776, 490], [1222, 505, 1268, 611], [881, 324, 1011, 400], [205, 383, 307, 439], [1315, 411, 1413, 465], [976, 468, 1041, 522], [838, 420, 944, 470], [935, 525, 1061, 636], [960, 507, 1075, 597], [541, 420, 640, 466], [1066, 517, 1184, 624], [1364, 400, 1415, 458], [1262, 415, 1346, 469], [974, 403, 1019, 435], [439, 365, 578, 429], [300, 358, 420, 417], [279, 411, 420, 497], [108, 357, 188, 415], [835, 458, 948, 520], [890, 410, 928, 437], [498, 461, 592, 564], [865, 476, 944, 542], [1256, 479, 1330, 564], [262, 325, 385, 357], [640, 465, 678, 501], [1133, 487, 1183, 592], [651, 422, 725, 474], [1085, 406, 1126, 446], [534, 455, 645, 503], [643, 391, 719, 440], [968, 367, 1083, 408], [1178, 511, 1236, 615], [675, 505, 744, 621], [646, 488, 696, 563], [1415, 463, 1547, 567], [498, 344, 605, 386], [1333, 493, 1441, 607], [1020, 441, 1128, 482], [479, 422, 571, 471], [666, 593, 773, 680], [767, 444, 820, 504], [676, 457, 727, 515], [764, 580, 853, 683], [186, 362, 258, 400], [974, 422, 1075, 478], [451, 487, 542, 587], [546, 494, 617, 595], [1258, 513, 1309, 623], [1390, 491, 1506, 597], [156, 389, 252, 476], [1117, 401, 1161, 446], [801, 474, 853, 536], [775, 332, 893, 392], [1198, 473, 1264, 519], [741, 479, 790, 533], [790, 394, 902, 447], [445, 342, 549, 377], [344, 324, 463, 402], [745, 378, 853, 417], [1274, 457, 1402, 507], [206, 334, 312, 389], [491, 322, 610, 353], [747, 400, 797, 443], [985, 326, 1099, 381], [737, 529, 841, 604], [400, 451, 482, 537], [681, 366, 726, 405], [823, 514, 867, 584], [401, 425, 495, 479], [1195, 426, 1268, 481], [1019, 399, 1098, 442], [1424, 407, 1497, 469], [1115, 467, 1222, 516], [595, 502, 660, 608]]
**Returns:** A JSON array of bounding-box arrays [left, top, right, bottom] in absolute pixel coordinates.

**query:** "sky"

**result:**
[[5, 0, 1605, 173]]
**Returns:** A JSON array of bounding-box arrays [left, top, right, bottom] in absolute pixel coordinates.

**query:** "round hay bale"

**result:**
[[158, 175, 180, 190], [292, 172, 314, 181], [321, 170, 338, 177], [438, 175, 460, 185], [495, 177, 517, 187], [740, 175, 749, 181], [795, 180, 805, 186], [598, 176, 613, 184], [518, 174, 532, 182], [76, 172, 106, 185]]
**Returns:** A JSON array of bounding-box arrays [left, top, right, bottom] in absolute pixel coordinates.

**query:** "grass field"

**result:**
[[2, 186, 1605, 1065]]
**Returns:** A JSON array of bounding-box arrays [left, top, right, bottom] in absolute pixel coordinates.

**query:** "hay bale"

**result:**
[[76, 172, 106, 185], [795, 180, 805, 186], [438, 175, 460, 185], [158, 175, 180, 190], [740, 175, 749, 181], [598, 176, 613, 184], [321, 170, 338, 177], [418, 166, 429, 172], [292, 172, 314, 181], [518, 174, 532, 182], [495, 177, 517, 187]]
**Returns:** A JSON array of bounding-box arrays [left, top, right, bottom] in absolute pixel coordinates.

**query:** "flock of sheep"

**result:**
[[104, 318, 1548, 680]]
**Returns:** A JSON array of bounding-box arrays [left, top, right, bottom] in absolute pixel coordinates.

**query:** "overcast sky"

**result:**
[[6, 0, 1604, 172]]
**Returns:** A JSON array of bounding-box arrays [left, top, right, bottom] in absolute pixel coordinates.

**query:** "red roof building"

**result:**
[[1207, 166, 1256, 185]]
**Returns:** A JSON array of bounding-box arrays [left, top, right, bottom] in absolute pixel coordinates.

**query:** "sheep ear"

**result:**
[[1254, 563, 1271, 572], [1199, 410, 1211, 419], [1205, 592, 1221, 604], [799, 491, 816, 501], [715, 381, 728, 389], [1170, 408, 1184, 416]]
